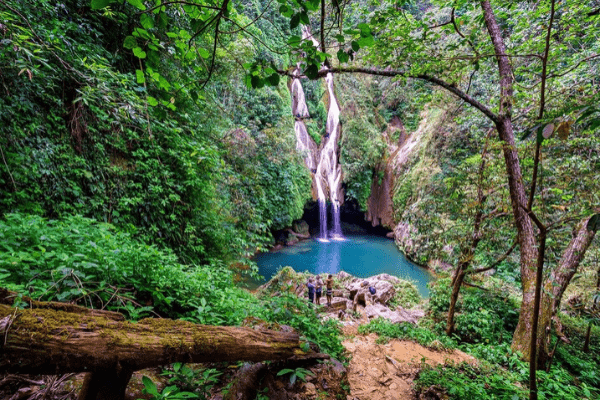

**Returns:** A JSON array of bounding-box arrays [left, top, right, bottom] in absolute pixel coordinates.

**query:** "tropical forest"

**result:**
[[1, 0, 599, 399]]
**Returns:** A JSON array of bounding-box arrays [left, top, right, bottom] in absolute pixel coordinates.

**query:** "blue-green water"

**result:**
[[254, 234, 433, 297]]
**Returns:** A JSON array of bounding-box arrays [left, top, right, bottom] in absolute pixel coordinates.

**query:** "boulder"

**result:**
[[292, 220, 310, 237], [347, 275, 398, 306], [364, 304, 423, 324], [321, 298, 348, 311]]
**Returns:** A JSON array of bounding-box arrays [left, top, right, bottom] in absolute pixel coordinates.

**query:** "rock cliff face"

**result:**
[[365, 116, 406, 229], [365, 115, 420, 234]]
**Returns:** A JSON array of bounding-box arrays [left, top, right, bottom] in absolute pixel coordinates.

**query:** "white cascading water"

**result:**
[[288, 27, 344, 241], [290, 77, 316, 171]]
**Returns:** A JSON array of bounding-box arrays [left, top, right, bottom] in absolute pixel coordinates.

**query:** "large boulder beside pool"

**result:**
[[346, 274, 399, 306]]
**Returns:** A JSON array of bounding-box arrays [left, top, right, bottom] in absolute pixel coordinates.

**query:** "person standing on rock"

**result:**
[[306, 278, 315, 304], [325, 274, 334, 307], [315, 276, 323, 305]]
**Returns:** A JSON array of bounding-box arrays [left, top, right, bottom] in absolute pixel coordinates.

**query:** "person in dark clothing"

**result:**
[[306, 278, 315, 303]]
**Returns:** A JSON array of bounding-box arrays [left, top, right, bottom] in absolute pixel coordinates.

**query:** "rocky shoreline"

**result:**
[[259, 268, 426, 326]]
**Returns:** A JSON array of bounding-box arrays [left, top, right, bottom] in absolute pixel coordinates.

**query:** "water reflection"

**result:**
[[253, 234, 433, 297]]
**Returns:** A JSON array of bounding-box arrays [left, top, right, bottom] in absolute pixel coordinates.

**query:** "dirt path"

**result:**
[[342, 331, 476, 400]]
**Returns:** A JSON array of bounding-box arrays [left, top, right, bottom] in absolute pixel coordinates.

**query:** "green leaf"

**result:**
[[277, 369, 294, 376], [158, 12, 169, 28], [287, 35, 302, 46], [123, 36, 137, 49], [305, 0, 320, 11], [133, 47, 147, 59], [299, 12, 310, 25], [91, 0, 113, 10], [337, 49, 349, 63], [357, 35, 374, 47], [136, 69, 145, 84], [290, 14, 300, 30], [141, 376, 159, 396], [140, 14, 154, 29], [351, 41, 360, 52], [126, 0, 146, 10], [304, 63, 318, 79], [243, 74, 252, 88], [198, 48, 210, 59], [266, 73, 280, 86], [147, 96, 158, 106], [251, 75, 264, 89], [335, 34, 345, 42]]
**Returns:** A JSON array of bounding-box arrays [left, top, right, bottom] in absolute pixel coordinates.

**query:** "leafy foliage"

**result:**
[[160, 363, 222, 400], [276, 367, 314, 385], [0, 213, 257, 322]]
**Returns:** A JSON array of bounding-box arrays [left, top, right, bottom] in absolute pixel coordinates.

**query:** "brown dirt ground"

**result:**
[[342, 331, 476, 400]]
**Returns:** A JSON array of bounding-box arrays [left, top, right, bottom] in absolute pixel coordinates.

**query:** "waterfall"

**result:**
[[289, 28, 345, 241]]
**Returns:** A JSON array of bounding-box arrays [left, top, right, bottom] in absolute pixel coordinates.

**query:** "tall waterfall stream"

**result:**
[[290, 29, 344, 241]]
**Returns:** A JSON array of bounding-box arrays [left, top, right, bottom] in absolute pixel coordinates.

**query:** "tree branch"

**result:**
[[320, 67, 499, 124]]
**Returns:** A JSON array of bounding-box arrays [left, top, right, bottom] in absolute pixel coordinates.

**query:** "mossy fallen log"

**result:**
[[0, 304, 304, 375], [0, 302, 309, 400]]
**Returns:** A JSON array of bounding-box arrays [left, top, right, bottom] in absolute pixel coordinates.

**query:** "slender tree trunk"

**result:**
[[446, 266, 467, 335], [547, 217, 597, 316]]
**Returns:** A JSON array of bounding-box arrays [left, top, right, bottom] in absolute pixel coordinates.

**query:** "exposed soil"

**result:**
[[342, 328, 476, 400]]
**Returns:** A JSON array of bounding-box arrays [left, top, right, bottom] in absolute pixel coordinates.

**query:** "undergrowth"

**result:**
[[0, 213, 345, 360]]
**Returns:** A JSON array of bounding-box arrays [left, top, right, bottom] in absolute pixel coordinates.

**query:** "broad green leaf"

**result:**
[[299, 12, 310, 25], [91, 0, 113, 10], [305, 0, 320, 11], [147, 96, 158, 106], [140, 14, 154, 30], [133, 47, 147, 59], [158, 12, 169, 28], [251, 75, 264, 88], [141, 376, 159, 396], [198, 48, 210, 59], [279, 5, 291, 16], [267, 73, 280, 86], [126, 0, 146, 10], [135, 69, 145, 84], [357, 35, 374, 47], [351, 41, 360, 51], [123, 36, 137, 49], [290, 14, 300, 30], [287, 35, 302, 46], [304, 63, 318, 79]]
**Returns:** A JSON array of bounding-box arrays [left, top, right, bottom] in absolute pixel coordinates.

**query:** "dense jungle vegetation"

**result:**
[[1, 0, 599, 399]]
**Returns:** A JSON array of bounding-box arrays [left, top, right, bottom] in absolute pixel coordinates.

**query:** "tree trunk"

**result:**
[[446, 265, 467, 335], [0, 303, 312, 399], [547, 217, 597, 316]]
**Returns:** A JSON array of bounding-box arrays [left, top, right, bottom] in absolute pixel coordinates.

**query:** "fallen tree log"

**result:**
[[0, 303, 310, 400]]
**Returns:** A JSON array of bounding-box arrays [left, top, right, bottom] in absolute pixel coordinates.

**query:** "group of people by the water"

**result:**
[[306, 274, 333, 306]]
